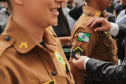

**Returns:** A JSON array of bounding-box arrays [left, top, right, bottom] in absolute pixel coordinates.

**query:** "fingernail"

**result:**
[[94, 29, 97, 32]]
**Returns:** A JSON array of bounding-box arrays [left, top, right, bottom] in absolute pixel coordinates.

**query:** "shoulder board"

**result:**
[[0, 35, 15, 56]]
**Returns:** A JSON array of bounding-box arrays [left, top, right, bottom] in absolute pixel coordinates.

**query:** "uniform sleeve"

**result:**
[[86, 58, 126, 84], [70, 26, 100, 61]]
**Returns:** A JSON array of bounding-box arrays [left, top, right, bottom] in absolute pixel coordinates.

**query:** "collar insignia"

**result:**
[[19, 42, 28, 48]]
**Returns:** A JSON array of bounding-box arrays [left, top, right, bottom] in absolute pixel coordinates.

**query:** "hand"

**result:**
[[72, 55, 89, 70], [87, 16, 111, 32]]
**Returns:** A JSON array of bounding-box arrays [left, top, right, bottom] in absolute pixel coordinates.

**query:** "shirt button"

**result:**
[[52, 71, 56, 76], [5, 36, 11, 41], [88, 14, 91, 16]]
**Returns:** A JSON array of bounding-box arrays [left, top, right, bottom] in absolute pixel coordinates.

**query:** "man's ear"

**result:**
[[13, 0, 23, 5]]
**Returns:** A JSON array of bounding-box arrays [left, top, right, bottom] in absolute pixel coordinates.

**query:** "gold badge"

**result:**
[[50, 26, 53, 31], [43, 79, 55, 84], [55, 51, 65, 65], [95, 13, 100, 16], [102, 33, 110, 39], [19, 42, 28, 48]]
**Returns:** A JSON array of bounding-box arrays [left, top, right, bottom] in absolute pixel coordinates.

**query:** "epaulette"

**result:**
[[0, 35, 15, 56]]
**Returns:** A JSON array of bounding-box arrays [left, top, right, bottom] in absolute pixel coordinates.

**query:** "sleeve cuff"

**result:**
[[83, 58, 90, 70], [108, 23, 119, 37]]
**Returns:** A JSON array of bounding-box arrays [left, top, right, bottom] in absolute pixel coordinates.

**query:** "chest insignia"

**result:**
[[102, 33, 110, 39], [55, 51, 65, 65], [95, 13, 100, 16], [19, 42, 28, 48], [72, 46, 85, 59]]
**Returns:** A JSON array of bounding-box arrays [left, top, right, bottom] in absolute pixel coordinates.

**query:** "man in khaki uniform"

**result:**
[[70, 0, 118, 84], [0, 0, 74, 84]]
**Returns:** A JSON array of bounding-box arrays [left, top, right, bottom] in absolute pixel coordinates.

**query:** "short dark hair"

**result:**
[[6, 0, 12, 10]]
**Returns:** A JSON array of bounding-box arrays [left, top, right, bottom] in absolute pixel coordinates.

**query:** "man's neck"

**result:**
[[87, 4, 104, 12]]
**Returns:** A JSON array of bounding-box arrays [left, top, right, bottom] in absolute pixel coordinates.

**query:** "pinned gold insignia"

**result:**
[[72, 46, 85, 58], [19, 42, 28, 48], [50, 26, 53, 31], [102, 33, 110, 39], [43, 79, 55, 84], [95, 13, 100, 16], [55, 51, 65, 65]]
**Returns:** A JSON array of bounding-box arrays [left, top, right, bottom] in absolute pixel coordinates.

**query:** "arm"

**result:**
[[58, 37, 71, 45], [87, 17, 126, 39], [115, 24, 126, 39], [72, 55, 126, 84], [86, 58, 126, 84], [70, 26, 100, 84]]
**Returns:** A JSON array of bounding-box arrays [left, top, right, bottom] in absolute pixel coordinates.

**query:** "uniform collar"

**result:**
[[2, 17, 41, 54], [82, 6, 107, 18], [2, 17, 55, 53]]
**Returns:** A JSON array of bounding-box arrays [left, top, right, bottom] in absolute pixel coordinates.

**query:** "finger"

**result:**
[[94, 27, 105, 32], [87, 18, 98, 26], [75, 54, 81, 60], [90, 19, 103, 27], [72, 59, 76, 63], [88, 16, 99, 23], [72, 59, 78, 65], [88, 16, 98, 21]]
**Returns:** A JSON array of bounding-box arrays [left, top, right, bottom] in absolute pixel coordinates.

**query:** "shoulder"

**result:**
[[0, 35, 15, 57]]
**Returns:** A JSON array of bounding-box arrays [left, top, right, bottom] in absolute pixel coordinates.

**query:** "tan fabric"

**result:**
[[46, 26, 57, 37], [70, 6, 118, 77], [0, 17, 74, 84]]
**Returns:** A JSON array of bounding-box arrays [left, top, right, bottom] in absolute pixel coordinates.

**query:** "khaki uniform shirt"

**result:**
[[0, 17, 74, 84], [46, 26, 57, 37], [70, 6, 118, 77]]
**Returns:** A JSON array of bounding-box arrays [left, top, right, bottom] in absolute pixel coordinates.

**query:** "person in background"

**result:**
[[70, 0, 118, 84], [0, 1, 10, 34], [0, 2, 2, 10], [67, 0, 74, 8], [72, 16, 126, 84], [115, 9, 126, 63], [114, 0, 126, 16], [0, 0, 74, 84], [69, 1, 116, 22], [61, 1, 76, 32], [69, 1, 84, 20], [116, 10, 126, 24]]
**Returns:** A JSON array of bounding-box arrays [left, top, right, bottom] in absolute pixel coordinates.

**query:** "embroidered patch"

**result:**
[[72, 46, 85, 58], [55, 51, 65, 65], [43, 79, 55, 84], [77, 32, 91, 43], [19, 42, 28, 48]]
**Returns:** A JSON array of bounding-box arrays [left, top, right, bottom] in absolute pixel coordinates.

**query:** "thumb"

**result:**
[[72, 59, 76, 63], [75, 54, 81, 60]]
